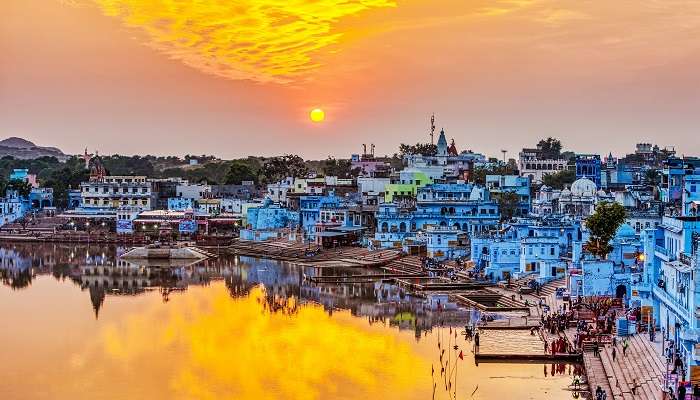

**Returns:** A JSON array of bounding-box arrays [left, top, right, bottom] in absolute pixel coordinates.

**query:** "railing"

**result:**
[[655, 245, 676, 261], [680, 252, 694, 266], [653, 285, 691, 322]]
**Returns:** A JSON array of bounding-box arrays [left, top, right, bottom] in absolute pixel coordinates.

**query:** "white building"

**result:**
[[80, 176, 153, 210], [176, 183, 212, 201], [267, 177, 294, 204], [518, 148, 569, 184]]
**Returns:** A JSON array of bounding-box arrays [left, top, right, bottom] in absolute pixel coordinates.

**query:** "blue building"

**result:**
[[168, 197, 194, 211], [485, 175, 531, 217], [471, 217, 583, 281], [373, 183, 500, 250], [630, 215, 700, 381], [425, 225, 469, 260], [299, 194, 349, 240], [576, 154, 601, 187], [240, 199, 300, 241], [0, 190, 25, 227]]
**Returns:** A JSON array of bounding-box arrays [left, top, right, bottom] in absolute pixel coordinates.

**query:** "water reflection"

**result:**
[[0, 243, 579, 400], [0, 243, 470, 337]]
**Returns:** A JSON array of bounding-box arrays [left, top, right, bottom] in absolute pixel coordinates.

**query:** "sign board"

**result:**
[[179, 219, 197, 234]]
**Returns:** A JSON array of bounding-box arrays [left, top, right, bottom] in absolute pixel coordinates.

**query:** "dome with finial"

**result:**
[[615, 223, 637, 239], [570, 177, 596, 197]]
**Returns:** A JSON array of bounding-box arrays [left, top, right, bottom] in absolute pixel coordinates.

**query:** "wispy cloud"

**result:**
[[70, 0, 396, 84]]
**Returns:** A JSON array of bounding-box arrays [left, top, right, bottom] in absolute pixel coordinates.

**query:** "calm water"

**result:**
[[0, 243, 578, 400]]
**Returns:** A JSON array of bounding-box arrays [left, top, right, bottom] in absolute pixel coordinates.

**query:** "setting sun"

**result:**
[[309, 108, 325, 123]]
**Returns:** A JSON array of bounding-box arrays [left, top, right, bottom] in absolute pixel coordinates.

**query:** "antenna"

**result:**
[[501, 150, 507, 163], [371, 144, 375, 156], [430, 114, 436, 145], [363, 144, 367, 156]]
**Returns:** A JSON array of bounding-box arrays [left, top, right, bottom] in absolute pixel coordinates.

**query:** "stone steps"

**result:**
[[596, 337, 664, 400]]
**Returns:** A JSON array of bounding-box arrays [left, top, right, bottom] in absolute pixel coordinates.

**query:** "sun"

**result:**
[[309, 108, 325, 123]]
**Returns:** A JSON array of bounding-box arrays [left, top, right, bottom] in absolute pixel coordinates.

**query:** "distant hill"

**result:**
[[0, 137, 69, 161]]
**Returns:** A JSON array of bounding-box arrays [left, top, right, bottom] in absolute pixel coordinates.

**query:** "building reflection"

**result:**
[[0, 243, 466, 334]]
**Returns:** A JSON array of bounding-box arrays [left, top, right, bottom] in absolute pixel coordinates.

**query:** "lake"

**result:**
[[0, 243, 578, 399]]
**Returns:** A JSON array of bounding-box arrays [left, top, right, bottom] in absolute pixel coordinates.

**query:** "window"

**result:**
[[550, 247, 555, 255]]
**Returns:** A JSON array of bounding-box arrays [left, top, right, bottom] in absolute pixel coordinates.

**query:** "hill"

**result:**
[[0, 137, 69, 161]]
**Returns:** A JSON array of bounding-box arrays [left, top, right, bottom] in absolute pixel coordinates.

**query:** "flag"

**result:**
[[432, 365, 434, 376], [458, 350, 464, 360]]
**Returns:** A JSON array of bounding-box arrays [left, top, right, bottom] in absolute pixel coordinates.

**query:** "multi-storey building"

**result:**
[[518, 147, 570, 184], [80, 175, 153, 210], [373, 183, 500, 249], [485, 174, 531, 217], [575, 154, 602, 187]]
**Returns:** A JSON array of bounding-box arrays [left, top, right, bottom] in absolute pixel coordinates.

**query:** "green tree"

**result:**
[[542, 169, 576, 189], [536, 137, 563, 159], [259, 155, 308, 183], [497, 191, 520, 222], [644, 169, 661, 186], [470, 164, 519, 185], [322, 157, 358, 178], [399, 143, 437, 157], [6, 179, 32, 197], [585, 202, 627, 258], [224, 161, 256, 185]]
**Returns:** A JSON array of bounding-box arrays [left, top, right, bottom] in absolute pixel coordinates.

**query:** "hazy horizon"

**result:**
[[2, 0, 699, 160]]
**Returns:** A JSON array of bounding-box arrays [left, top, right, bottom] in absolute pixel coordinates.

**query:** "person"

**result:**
[[613, 336, 618, 347], [623, 339, 629, 356], [544, 340, 549, 353], [631, 378, 637, 395], [593, 342, 600, 357], [474, 331, 480, 347], [679, 383, 686, 400], [612, 346, 617, 362], [595, 386, 604, 400]]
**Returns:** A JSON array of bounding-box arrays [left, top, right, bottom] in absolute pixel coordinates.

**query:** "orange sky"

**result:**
[[1, 0, 699, 159]]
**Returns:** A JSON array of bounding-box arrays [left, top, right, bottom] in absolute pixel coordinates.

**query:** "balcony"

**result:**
[[652, 285, 691, 324], [655, 244, 676, 261], [680, 252, 694, 266]]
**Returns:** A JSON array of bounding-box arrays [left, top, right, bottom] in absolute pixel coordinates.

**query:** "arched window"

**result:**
[[439, 221, 447, 227], [399, 222, 406, 232], [381, 222, 388, 233]]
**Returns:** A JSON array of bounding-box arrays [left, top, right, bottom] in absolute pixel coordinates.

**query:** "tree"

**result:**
[[399, 143, 437, 157], [259, 155, 308, 183], [322, 157, 357, 178], [497, 191, 520, 222], [644, 169, 661, 186], [542, 169, 576, 189], [470, 164, 519, 185], [537, 137, 563, 159], [585, 202, 627, 258], [224, 161, 256, 185], [6, 179, 32, 197]]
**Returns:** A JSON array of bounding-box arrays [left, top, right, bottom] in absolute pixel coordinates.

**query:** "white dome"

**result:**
[[561, 188, 571, 197], [570, 178, 596, 197]]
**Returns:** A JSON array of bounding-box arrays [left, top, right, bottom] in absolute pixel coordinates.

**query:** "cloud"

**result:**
[[75, 0, 396, 84]]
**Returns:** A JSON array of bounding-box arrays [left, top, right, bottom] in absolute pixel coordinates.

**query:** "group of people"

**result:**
[[544, 335, 570, 355], [542, 311, 573, 335]]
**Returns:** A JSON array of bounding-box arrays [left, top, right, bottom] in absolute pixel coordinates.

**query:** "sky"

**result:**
[[1, 0, 699, 160]]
